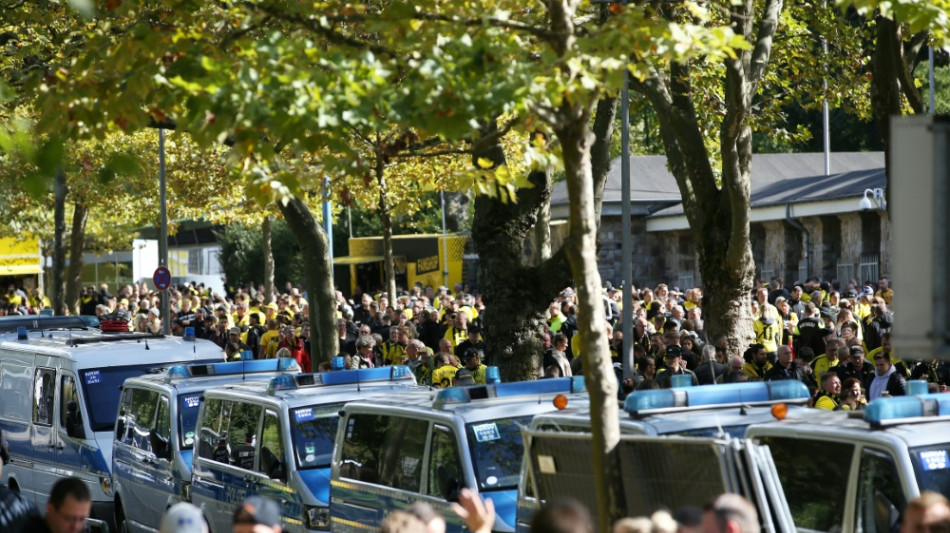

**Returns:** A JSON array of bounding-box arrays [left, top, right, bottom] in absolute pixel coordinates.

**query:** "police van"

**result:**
[[112, 358, 301, 533], [745, 391, 950, 533], [0, 330, 223, 529], [329, 377, 589, 533], [189, 366, 420, 533], [518, 381, 811, 532]]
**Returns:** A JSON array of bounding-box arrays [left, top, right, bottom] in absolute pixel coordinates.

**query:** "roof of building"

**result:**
[[550, 152, 885, 222]]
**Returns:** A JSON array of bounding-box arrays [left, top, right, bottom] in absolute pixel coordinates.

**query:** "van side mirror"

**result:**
[[84, 517, 109, 533], [115, 419, 126, 442]]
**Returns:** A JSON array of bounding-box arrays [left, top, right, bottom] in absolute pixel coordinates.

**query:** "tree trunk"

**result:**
[[377, 148, 397, 303], [871, 16, 905, 185], [263, 216, 275, 304], [278, 196, 338, 365], [532, 199, 551, 266], [557, 114, 624, 531], [65, 202, 88, 315], [52, 169, 67, 316], [443, 191, 471, 233], [472, 96, 616, 382]]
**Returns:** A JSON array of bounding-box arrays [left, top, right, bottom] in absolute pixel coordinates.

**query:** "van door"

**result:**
[[0, 358, 37, 499], [30, 357, 60, 507], [117, 387, 161, 531], [853, 447, 907, 533]]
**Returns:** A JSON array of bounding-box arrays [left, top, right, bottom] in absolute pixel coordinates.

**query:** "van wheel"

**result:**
[[8, 479, 19, 493], [115, 500, 129, 533]]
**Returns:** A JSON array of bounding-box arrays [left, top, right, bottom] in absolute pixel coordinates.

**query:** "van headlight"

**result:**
[[99, 476, 113, 497], [304, 505, 330, 530]]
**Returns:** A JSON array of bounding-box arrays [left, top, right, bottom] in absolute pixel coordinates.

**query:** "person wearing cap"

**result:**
[[454, 323, 487, 364], [160, 502, 208, 533], [225, 327, 251, 362], [460, 347, 488, 385], [837, 345, 875, 389], [233, 495, 282, 533], [654, 346, 698, 388]]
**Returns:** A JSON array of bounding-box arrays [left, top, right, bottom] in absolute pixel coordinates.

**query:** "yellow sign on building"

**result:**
[[0, 236, 42, 276]]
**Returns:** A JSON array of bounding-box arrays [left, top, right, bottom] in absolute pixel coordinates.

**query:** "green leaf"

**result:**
[[107, 153, 141, 177], [36, 140, 64, 177]]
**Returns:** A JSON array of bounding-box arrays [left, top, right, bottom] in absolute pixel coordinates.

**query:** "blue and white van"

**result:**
[[0, 330, 223, 529], [746, 391, 950, 533], [517, 380, 811, 532], [330, 377, 588, 533], [190, 366, 419, 533], [112, 358, 301, 533]]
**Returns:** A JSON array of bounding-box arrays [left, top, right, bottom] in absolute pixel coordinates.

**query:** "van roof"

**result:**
[[342, 386, 588, 425], [745, 411, 950, 449], [0, 315, 99, 333], [202, 378, 427, 409], [0, 332, 223, 367], [122, 359, 301, 393], [531, 400, 808, 436]]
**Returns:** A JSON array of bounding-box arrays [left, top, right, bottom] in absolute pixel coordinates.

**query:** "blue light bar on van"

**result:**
[[433, 376, 586, 409], [486, 366, 501, 385], [17, 326, 27, 340], [165, 358, 302, 382], [183, 327, 196, 341], [266, 365, 417, 395], [624, 380, 810, 415], [864, 393, 950, 426]]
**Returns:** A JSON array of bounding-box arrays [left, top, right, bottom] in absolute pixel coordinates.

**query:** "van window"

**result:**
[[856, 448, 905, 533], [227, 402, 262, 470], [340, 414, 428, 492], [465, 416, 532, 491], [0, 362, 33, 421], [910, 445, 950, 496], [33, 368, 55, 426], [61, 374, 85, 439], [79, 365, 179, 432], [129, 388, 160, 452], [197, 399, 231, 463], [155, 397, 171, 447], [291, 404, 341, 469], [760, 436, 853, 532], [259, 410, 285, 480], [428, 425, 463, 499]]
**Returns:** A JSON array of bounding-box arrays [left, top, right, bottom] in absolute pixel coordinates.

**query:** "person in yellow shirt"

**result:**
[[875, 277, 893, 306], [742, 344, 773, 379], [443, 312, 470, 350], [259, 318, 281, 358], [431, 349, 460, 389], [459, 348, 488, 385], [811, 338, 843, 383], [813, 373, 841, 410]]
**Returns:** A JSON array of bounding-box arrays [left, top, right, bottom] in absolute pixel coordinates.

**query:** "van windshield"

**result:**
[[80, 365, 184, 432], [466, 416, 533, 491], [291, 403, 343, 469], [911, 445, 950, 495]]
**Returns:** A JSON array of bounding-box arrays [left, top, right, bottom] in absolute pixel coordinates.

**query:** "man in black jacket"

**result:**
[[765, 345, 813, 389]]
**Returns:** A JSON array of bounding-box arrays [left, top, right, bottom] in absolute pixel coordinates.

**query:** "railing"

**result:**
[[859, 254, 880, 285]]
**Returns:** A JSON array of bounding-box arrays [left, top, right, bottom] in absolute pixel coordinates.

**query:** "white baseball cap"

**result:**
[[160, 502, 208, 533]]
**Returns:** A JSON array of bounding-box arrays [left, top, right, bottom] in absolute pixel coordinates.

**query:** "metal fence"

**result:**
[[677, 272, 695, 291], [835, 255, 879, 286]]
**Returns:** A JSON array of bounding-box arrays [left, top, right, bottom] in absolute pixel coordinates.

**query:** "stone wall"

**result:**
[[595, 217, 666, 287]]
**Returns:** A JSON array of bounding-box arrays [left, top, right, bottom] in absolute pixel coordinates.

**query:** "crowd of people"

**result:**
[[2, 271, 943, 408]]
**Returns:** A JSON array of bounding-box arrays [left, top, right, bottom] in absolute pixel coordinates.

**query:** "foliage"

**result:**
[[217, 219, 304, 290]]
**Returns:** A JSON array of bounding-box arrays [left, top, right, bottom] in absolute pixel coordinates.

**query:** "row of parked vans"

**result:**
[[1, 316, 949, 533]]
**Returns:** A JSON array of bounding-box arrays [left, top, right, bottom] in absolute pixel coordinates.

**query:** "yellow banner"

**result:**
[[0, 237, 41, 271]]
